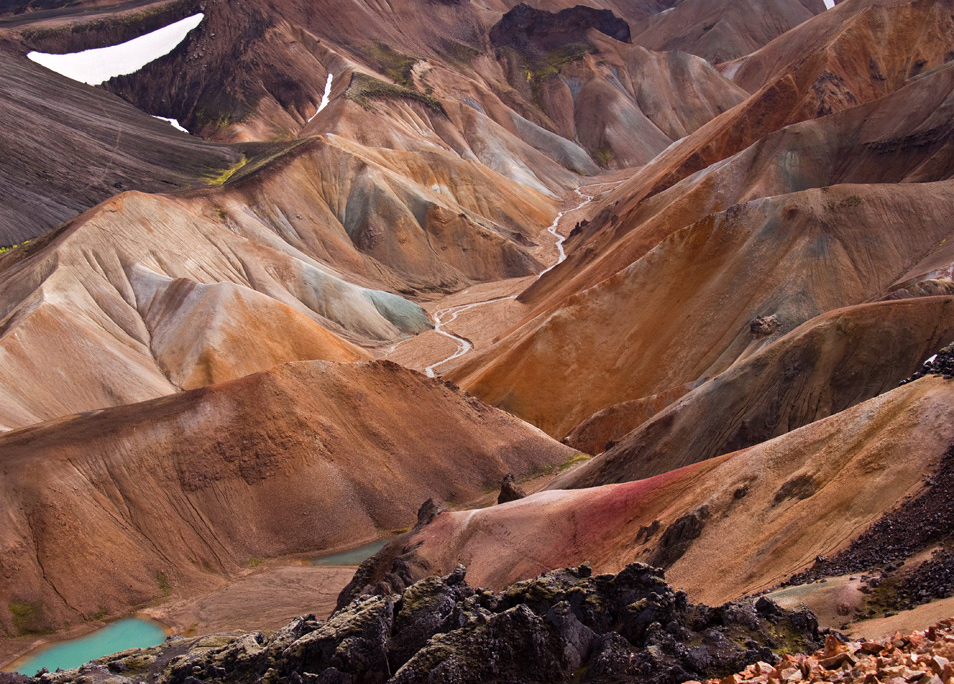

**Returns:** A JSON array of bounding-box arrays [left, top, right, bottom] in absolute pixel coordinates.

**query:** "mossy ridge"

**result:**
[[363, 41, 419, 89], [345, 72, 445, 115], [558, 452, 592, 473], [0, 238, 32, 254], [202, 156, 248, 186]]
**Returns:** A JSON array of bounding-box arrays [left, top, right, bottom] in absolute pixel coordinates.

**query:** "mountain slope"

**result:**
[[355, 375, 954, 606], [0, 359, 573, 637], [0, 49, 240, 245], [451, 182, 954, 437]]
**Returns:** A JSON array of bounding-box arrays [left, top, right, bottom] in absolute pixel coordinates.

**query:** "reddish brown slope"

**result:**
[[358, 375, 954, 606], [0, 359, 573, 637], [451, 182, 954, 438], [559, 297, 954, 483], [521, 61, 954, 317], [588, 0, 954, 214]]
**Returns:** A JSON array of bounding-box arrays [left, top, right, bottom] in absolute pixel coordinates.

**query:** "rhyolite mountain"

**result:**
[[1, 0, 953, 671]]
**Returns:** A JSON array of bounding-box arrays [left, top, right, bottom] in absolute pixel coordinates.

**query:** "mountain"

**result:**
[[0, 49, 239, 245], [0, 359, 572, 636], [352, 373, 954, 606], [633, 0, 823, 64], [2, 0, 954, 667]]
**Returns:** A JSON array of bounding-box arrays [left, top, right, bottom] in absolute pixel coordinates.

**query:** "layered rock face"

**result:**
[[25, 564, 821, 684]]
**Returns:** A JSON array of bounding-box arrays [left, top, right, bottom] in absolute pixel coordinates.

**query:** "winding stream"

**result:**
[[424, 181, 620, 377]]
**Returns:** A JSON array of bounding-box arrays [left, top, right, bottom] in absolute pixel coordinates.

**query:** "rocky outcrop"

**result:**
[[497, 473, 527, 504], [28, 564, 821, 684], [785, 445, 954, 619], [489, 4, 631, 56]]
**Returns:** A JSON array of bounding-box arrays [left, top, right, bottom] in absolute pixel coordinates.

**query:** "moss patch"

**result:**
[[9, 600, 42, 634], [558, 452, 592, 472], [345, 73, 444, 114], [202, 156, 248, 186], [363, 42, 418, 89]]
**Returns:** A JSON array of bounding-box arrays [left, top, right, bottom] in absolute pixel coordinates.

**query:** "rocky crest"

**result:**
[[497, 473, 527, 504], [29, 564, 820, 684], [489, 3, 631, 57], [901, 343, 954, 385]]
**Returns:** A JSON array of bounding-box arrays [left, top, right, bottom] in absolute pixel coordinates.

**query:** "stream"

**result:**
[[424, 182, 620, 377]]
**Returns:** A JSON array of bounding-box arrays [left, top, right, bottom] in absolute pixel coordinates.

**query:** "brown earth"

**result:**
[[0, 359, 573, 637], [352, 375, 954, 609], [446, 43, 954, 441], [451, 182, 954, 438], [633, 0, 821, 64], [558, 296, 954, 485]]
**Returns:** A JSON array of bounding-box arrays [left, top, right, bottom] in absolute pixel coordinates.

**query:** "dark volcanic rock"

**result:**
[[497, 472, 527, 504], [785, 445, 954, 616], [901, 342, 954, 384], [31, 564, 822, 684], [335, 499, 449, 611], [750, 314, 781, 338], [490, 3, 631, 58]]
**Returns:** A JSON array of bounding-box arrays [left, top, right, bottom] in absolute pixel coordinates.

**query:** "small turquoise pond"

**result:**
[[312, 539, 389, 566], [15, 618, 167, 675]]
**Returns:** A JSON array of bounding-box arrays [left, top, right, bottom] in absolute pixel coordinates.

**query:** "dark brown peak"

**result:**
[[0, 49, 239, 245], [490, 3, 631, 57]]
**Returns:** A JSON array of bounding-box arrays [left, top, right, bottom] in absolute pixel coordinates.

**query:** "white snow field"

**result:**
[[28, 13, 204, 86]]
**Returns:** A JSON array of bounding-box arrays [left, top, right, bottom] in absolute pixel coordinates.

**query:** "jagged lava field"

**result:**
[[2, 0, 954, 681]]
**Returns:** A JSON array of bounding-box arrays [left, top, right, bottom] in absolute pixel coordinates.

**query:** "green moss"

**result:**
[[364, 42, 419, 89], [9, 601, 38, 633], [156, 571, 172, 597], [443, 41, 482, 67], [558, 453, 592, 473], [345, 73, 445, 114], [244, 557, 263, 568], [522, 42, 596, 82], [0, 239, 31, 254], [202, 156, 248, 186], [593, 146, 615, 167]]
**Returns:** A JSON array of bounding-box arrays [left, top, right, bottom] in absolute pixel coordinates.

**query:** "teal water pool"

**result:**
[[15, 618, 167, 675], [312, 539, 389, 566]]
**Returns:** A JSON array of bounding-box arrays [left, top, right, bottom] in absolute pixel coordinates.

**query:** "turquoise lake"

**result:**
[[15, 618, 167, 675], [312, 538, 389, 566]]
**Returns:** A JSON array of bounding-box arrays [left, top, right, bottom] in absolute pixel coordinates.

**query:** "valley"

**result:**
[[2, 0, 954, 681]]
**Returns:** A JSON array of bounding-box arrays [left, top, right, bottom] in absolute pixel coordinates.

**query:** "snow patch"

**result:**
[[823, 0, 835, 8], [153, 116, 188, 133], [27, 13, 204, 86], [307, 73, 334, 122]]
